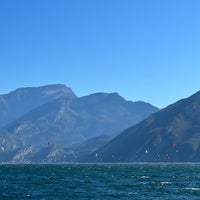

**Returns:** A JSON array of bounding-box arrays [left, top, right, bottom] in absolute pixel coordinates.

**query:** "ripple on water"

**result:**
[[0, 163, 200, 199]]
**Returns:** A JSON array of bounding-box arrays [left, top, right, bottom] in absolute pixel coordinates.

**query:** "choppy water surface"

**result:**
[[1, 163, 200, 199]]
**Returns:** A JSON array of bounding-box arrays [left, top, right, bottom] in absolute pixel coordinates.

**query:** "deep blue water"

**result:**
[[1, 163, 200, 199]]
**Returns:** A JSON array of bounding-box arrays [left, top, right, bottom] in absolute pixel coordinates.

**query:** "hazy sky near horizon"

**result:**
[[1, 0, 200, 108]]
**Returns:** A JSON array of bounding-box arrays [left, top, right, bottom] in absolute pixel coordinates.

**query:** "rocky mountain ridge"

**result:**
[[88, 90, 200, 162]]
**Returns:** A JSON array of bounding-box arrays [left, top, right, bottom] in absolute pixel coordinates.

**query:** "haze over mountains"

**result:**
[[0, 84, 77, 129], [4, 84, 200, 163], [89, 90, 200, 162], [0, 84, 158, 163]]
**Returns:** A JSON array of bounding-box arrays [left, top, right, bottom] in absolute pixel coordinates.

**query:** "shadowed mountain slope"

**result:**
[[88, 90, 200, 162]]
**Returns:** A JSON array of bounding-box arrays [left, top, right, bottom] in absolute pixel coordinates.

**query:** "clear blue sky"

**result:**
[[1, 0, 200, 108]]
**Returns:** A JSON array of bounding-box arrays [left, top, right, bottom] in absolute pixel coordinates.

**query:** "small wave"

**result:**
[[140, 176, 149, 179], [160, 182, 171, 185], [186, 187, 200, 191]]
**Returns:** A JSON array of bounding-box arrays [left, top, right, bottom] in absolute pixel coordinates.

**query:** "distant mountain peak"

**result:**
[[40, 84, 77, 98], [0, 84, 77, 128], [7, 84, 77, 98], [82, 92, 125, 101]]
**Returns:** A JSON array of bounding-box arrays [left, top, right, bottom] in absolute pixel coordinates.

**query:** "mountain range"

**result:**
[[88, 90, 200, 162], [0, 84, 158, 163]]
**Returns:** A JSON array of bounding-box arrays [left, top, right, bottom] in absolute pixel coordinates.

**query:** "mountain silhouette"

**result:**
[[88, 90, 200, 162], [0, 84, 77, 128]]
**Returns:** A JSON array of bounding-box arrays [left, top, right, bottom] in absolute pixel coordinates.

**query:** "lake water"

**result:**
[[1, 163, 200, 199]]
